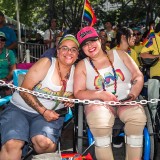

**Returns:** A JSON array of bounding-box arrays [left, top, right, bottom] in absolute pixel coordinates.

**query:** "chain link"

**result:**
[[0, 80, 159, 106]]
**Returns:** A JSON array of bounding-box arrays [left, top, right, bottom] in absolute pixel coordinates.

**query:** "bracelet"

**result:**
[[42, 109, 47, 116]]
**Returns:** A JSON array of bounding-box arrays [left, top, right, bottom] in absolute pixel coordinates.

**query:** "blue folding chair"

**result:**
[[0, 69, 28, 107]]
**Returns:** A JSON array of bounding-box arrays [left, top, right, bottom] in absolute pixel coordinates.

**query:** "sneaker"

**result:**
[[113, 136, 124, 148]]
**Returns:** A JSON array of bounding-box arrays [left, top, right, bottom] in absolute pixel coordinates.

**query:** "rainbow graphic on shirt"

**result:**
[[34, 83, 72, 97], [94, 69, 125, 90]]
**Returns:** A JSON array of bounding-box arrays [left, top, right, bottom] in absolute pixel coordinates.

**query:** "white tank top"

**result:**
[[11, 58, 74, 113], [84, 50, 132, 100]]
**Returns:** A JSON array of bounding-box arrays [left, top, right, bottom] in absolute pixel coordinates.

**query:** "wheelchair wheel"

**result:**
[[139, 95, 157, 160], [144, 103, 157, 160]]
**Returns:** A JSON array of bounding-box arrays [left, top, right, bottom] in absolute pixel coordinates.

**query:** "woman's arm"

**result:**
[[3, 64, 16, 81], [19, 58, 59, 121], [118, 50, 144, 99], [19, 58, 50, 113]]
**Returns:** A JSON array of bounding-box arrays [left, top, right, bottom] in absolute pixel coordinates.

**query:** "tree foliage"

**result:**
[[0, 0, 160, 31]]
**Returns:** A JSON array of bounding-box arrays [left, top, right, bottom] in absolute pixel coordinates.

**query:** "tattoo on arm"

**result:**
[[21, 92, 44, 112], [131, 80, 137, 85]]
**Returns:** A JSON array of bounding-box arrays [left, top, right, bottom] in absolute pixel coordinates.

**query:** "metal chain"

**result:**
[[0, 80, 160, 106]]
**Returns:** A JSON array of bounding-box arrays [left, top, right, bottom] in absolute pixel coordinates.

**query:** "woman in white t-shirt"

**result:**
[[0, 34, 79, 160]]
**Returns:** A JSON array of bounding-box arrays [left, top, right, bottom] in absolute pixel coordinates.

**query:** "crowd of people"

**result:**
[[1, 9, 160, 160]]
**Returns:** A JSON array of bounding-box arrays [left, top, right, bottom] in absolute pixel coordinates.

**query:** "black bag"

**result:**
[[138, 57, 159, 68], [0, 86, 12, 98]]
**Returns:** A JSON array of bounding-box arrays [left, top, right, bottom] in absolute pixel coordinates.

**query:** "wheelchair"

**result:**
[[73, 96, 157, 160], [139, 57, 160, 138], [72, 57, 160, 160]]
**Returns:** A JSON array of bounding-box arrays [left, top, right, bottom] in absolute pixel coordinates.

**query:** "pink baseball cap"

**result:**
[[77, 26, 99, 47]]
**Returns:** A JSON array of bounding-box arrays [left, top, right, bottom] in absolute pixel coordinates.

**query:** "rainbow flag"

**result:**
[[83, 0, 97, 26], [142, 28, 155, 48]]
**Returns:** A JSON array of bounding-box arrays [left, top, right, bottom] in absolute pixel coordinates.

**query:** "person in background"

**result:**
[[142, 20, 155, 41], [132, 28, 143, 56], [41, 33, 63, 59], [27, 33, 44, 44], [112, 27, 141, 148], [0, 31, 16, 98], [0, 31, 16, 81], [99, 29, 111, 51], [0, 11, 17, 55], [0, 34, 79, 160], [74, 26, 146, 160], [115, 27, 140, 67], [34, 33, 44, 44], [43, 18, 60, 49], [140, 23, 160, 121], [140, 26, 160, 79], [104, 21, 116, 45]]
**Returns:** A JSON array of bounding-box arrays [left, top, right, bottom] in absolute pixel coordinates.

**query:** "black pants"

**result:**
[[152, 76, 160, 81]]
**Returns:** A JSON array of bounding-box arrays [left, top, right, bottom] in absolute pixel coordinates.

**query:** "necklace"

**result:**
[[57, 60, 71, 93], [89, 52, 117, 94], [52, 60, 71, 110]]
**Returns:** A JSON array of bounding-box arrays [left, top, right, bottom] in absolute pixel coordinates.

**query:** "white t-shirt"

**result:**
[[84, 50, 132, 100], [11, 58, 75, 113]]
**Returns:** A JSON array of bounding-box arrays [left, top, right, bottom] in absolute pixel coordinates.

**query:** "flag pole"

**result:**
[[81, 0, 86, 28]]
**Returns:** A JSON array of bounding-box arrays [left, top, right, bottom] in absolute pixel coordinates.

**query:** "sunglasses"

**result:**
[[0, 37, 6, 42], [133, 33, 141, 36]]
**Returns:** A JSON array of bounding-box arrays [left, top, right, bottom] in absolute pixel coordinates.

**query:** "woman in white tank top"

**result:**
[[0, 34, 79, 160], [75, 26, 146, 160]]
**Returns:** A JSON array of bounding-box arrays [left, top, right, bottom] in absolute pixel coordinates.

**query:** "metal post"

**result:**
[[16, 0, 22, 62], [16, 0, 21, 42]]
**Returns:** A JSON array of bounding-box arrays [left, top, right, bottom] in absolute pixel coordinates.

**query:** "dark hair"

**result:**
[[149, 20, 155, 27], [116, 27, 132, 45], [155, 23, 160, 33], [99, 28, 105, 32], [49, 18, 56, 26]]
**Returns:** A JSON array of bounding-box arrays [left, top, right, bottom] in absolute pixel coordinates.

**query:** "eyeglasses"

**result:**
[[133, 33, 141, 36], [0, 37, 6, 42], [58, 46, 79, 54]]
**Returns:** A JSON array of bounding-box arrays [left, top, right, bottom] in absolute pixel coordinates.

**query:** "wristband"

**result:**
[[42, 109, 47, 116]]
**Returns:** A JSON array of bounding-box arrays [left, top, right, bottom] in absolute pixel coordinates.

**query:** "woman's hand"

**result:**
[[119, 94, 135, 103], [99, 90, 119, 102], [43, 109, 60, 122]]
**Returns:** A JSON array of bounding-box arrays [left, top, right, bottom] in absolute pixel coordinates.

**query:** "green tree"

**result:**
[[0, 0, 160, 32]]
